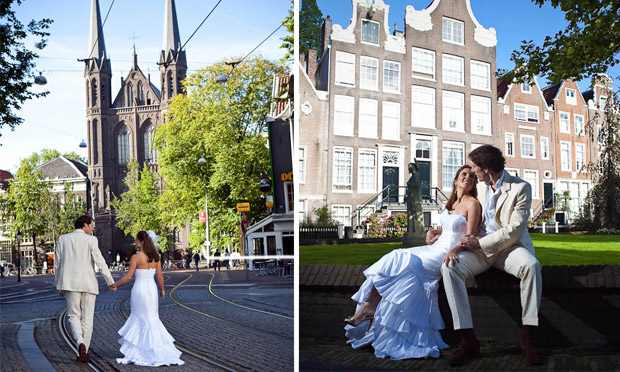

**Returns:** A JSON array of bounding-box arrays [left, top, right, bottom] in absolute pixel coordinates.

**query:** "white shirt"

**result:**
[[484, 170, 506, 234]]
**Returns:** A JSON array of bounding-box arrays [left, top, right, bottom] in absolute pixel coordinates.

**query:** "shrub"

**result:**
[[595, 228, 620, 235], [362, 212, 407, 238]]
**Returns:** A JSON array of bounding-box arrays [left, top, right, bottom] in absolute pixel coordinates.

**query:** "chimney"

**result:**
[[320, 16, 332, 55], [307, 49, 318, 87]]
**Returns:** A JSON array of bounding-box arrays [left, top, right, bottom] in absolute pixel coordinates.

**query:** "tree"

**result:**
[[280, 1, 294, 61], [508, 0, 620, 84], [40, 182, 86, 247], [154, 56, 289, 253], [299, 0, 323, 58], [0, 0, 53, 138], [22, 148, 86, 168]]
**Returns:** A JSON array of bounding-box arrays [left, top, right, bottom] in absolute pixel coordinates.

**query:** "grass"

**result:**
[[300, 233, 620, 266]]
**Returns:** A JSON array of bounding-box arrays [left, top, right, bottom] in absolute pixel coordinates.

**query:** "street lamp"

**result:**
[[198, 157, 211, 268], [215, 60, 240, 85], [79, 140, 96, 227], [16, 231, 22, 282]]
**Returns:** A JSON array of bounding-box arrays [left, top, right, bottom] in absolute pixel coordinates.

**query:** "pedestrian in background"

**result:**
[[184, 252, 191, 269], [214, 249, 221, 271], [224, 250, 230, 270], [193, 252, 200, 272]]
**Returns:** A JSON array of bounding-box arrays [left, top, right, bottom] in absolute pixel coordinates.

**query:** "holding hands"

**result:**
[[109, 284, 117, 292], [442, 234, 481, 267], [425, 229, 441, 245]]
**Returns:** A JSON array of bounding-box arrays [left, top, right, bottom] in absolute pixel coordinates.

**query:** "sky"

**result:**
[[315, 0, 620, 92], [1, 0, 291, 174]]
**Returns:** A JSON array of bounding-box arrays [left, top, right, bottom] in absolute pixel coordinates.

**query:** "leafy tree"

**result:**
[[0, 0, 53, 138], [508, 0, 620, 84], [21, 148, 86, 167], [299, 0, 323, 58], [300, 205, 337, 227], [40, 182, 86, 247], [280, 1, 294, 61], [154, 56, 288, 253]]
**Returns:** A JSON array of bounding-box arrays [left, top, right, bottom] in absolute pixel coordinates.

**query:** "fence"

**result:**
[[299, 227, 339, 240]]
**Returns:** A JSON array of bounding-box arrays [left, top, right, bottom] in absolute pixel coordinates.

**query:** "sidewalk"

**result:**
[[166, 265, 294, 285]]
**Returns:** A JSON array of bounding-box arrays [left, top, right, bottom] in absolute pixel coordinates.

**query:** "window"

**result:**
[[334, 95, 354, 136], [382, 101, 400, 140], [561, 141, 571, 171], [442, 54, 464, 85], [358, 205, 375, 222], [333, 147, 353, 191], [523, 170, 539, 199], [383, 61, 400, 93], [143, 124, 158, 163], [470, 60, 490, 91], [540, 137, 549, 160], [358, 98, 378, 138], [471, 96, 491, 135], [597, 125, 603, 144], [332, 205, 352, 227], [360, 56, 379, 90], [442, 91, 464, 132], [522, 77, 532, 93], [600, 96, 608, 110], [335, 51, 355, 87], [575, 143, 585, 171], [358, 149, 377, 193], [92, 79, 98, 107], [514, 103, 539, 123], [411, 86, 435, 128], [442, 17, 464, 44], [361, 19, 379, 44], [442, 141, 464, 189], [520, 135, 535, 158], [299, 147, 306, 183], [285, 182, 294, 212], [416, 141, 431, 159], [574, 114, 584, 135], [117, 126, 132, 166], [559, 111, 570, 133], [506, 168, 520, 177], [412, 47, 435, 80], [505, 133, 514, 157], [566, 88, 577, 105]]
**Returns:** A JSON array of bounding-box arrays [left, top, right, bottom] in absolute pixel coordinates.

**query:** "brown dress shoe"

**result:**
[[448, 338, 481, 365], [520, 340, 542, 365], [77, 343, 91, 363]]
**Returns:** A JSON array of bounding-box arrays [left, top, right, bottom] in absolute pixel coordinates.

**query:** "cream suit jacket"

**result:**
[[477, 171, 535, 258], [54, 229, 114, 294]]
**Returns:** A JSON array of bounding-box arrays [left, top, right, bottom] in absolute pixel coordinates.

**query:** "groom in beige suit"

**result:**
[[440, 145, 542, 365], [55, 215, 116, 363]]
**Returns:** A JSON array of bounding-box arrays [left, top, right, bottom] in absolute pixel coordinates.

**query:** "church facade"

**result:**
[[84, 0, 188, 258]]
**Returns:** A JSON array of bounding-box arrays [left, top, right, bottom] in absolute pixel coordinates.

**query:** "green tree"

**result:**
[[299, 0, 323, 58], [21, 148, 86, 168], [111, 160, 162, 240], [40, 182, 86, 247], [154, 56, 288, 253], [280, 1, 294, 61], [0, 0, 53, 138], [508, 0, 620, 84]]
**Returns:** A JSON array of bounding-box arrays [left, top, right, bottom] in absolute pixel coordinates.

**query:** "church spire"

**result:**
[[87, 0, 108, 66], [161, 0, 182, 63]]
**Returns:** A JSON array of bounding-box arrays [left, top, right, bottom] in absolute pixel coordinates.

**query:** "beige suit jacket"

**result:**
[[54, 229, 114, 294], [477, 171, 535, 258]]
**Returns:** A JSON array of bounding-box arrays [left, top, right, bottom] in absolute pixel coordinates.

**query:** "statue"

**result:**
[[405, 161, 425, 239]]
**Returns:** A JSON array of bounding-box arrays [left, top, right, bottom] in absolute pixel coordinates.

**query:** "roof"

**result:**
[[272, 74, 292, 117], [150, 81, 161, 98], [497, 77, 510, 100], [542, 83, 561, 106], [582, 89, 594, 104], [0, 169, 13, 191], [38, 156, 88, 180]]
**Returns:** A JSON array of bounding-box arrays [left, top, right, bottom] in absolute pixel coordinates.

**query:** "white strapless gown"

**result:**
[[345, 209, 468, 359], [117, 268, 184, 366]]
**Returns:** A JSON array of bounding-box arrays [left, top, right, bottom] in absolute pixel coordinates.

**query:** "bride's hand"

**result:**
[[442, 247, 463, 267], [160, 289, 165, 298]]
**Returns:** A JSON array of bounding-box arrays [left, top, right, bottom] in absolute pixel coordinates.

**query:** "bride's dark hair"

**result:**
[[445, 165, 478, 211], [136, 231, 160, 263]]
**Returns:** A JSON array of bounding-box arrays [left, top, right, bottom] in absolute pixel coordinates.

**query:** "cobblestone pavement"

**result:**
[[0, 269, 293, 372], [300, 337, 620, 372]]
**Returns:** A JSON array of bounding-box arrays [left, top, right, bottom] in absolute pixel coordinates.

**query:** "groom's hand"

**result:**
[[426, 230, 440, 245], [58, 290, 65, 297], [459, 235, 481, 251]]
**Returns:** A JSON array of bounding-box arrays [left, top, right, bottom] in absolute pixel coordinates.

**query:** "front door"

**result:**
[[417, 161, 431, 200], [382, 166, 399, 204], [543, 183, 554, 208]]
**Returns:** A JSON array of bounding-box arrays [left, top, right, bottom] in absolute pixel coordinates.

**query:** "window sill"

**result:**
[[335, 82, 356, 88], [411, 75, 436, 82]]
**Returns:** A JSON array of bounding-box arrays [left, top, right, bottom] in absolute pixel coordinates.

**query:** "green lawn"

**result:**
[[300, 233, 620, 266]]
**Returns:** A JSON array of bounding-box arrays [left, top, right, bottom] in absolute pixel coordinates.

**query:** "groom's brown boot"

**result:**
[[448, 329, 481, 365], [77, 343, 91, 363], [520, 326, 542, 365]]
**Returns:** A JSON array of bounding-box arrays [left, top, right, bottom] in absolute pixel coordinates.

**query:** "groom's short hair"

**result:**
[[468, 145, 505, 173], [74, 215, 93, 230]]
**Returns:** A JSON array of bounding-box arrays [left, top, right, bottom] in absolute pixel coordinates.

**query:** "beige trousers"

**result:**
[[64, 291, 97, 352], [441, 246, 542, 330]]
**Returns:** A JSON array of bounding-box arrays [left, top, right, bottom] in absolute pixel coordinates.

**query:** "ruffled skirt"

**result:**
[[345, 247, 449, 360]]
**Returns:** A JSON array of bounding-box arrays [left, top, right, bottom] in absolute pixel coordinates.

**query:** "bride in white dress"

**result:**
[[344, 165, 482, 360], [110, 230, 184, 366]]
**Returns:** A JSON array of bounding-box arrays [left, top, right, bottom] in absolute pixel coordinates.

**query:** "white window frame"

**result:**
[[442, 17, 464, 45], [411, 85, 435, 129], [358, 98, 378, 139], [442, 91, 464, 132], [284, 181, 294, 213], [521, 79, 532, 94], [415, 140, 431, 159], [470, 60, 490, 91], [559, 111, 570, 133], [331, 204, 352, 227], [442, 141, 465, 190], [506, 168, 520, 177], [335, 51, 355, 87], [574, 114, 584, 136], [442, 54, 464, 86], [358, 149, 377, 193], [575, 143, 586, 172], [520, 134, 536, 159], [471, 95, 491, 135], [600, 95, 608, 110], [299, 146, 307, 184], [361, 19, 380, 45], [523, 170, 539, 199], [566, 88, 577, 105], [358, 205, 376, 222], [540, 137, 549, 160], [560, 141, 572, 171], [514, 103, 539, 123], [411, 47, 435, 80], [383, 60, 401, 93], [382, 101, 400, 140], [505, 132, 515, 157], [333, 95, 354, 137], [360, 56, 379, 91], [332, 146, 353, 192]]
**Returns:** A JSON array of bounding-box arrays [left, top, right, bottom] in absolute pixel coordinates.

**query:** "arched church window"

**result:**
[[117, 126, 132, 166], [101, 81, 106, 104], [137, 82, 144, 105], [127, 83, 134, 106], [86, 81, 90, 107], [92, 79, 98, 107], [92, 120, 98, 164], [168, 71, 174, 98], [143, 124, 158, 164]]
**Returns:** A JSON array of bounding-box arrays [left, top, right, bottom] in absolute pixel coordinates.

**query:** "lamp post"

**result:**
[[16, 231, 22, 282], [198, 157, 211, 268], [79, 140, 96, 227]]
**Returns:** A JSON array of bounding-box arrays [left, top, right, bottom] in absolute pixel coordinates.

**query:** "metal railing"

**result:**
[[299, 227, 339, 240]]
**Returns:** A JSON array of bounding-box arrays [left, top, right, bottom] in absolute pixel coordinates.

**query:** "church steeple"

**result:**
[[87, 0, 109, 70], [162, 0, 181, 57], [159, 0, 186, 102], [85, 0, 111, 109]]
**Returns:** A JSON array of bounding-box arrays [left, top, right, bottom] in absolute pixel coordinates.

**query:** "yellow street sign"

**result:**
[[236, 202, 250, 212]]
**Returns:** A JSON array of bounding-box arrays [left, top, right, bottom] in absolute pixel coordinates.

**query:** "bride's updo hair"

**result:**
[[445, 165, 478, 211], [136, 231, 160, 263]]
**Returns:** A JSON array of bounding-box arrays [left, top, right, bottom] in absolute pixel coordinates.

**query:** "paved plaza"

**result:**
[[0, 267, 293, 372]]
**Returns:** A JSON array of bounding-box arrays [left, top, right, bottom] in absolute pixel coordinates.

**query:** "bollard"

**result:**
[[555, 222, 559, 234], [542, 222, 546, 234]]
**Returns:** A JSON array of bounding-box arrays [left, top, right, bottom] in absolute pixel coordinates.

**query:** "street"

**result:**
[[0, 268, 293, 372]]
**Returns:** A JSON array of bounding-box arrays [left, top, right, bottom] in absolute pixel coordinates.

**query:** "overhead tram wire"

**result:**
[[235, 16, 290, 66], [84, 0, 116, 63]]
